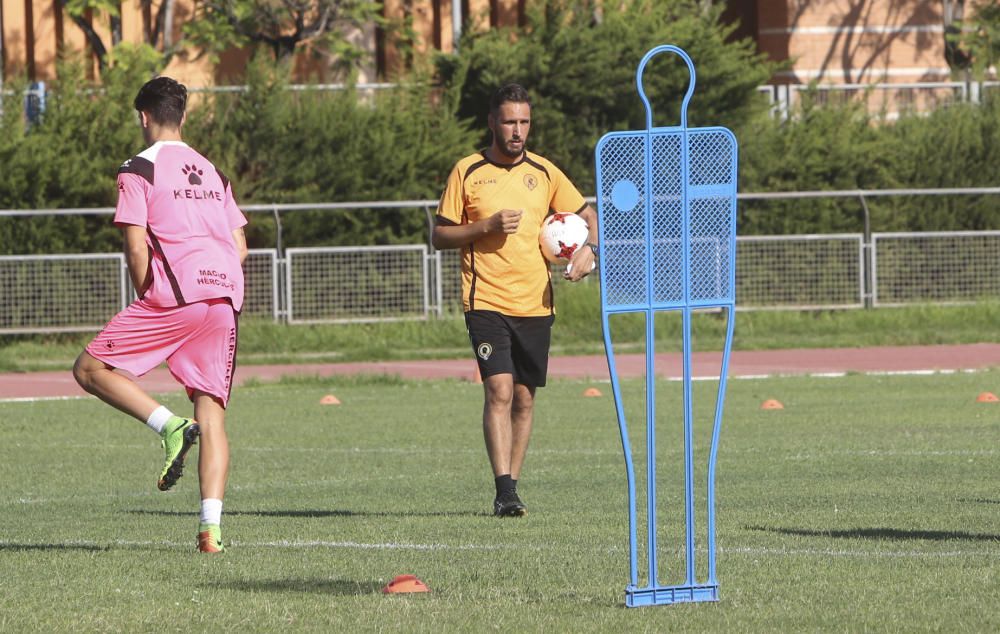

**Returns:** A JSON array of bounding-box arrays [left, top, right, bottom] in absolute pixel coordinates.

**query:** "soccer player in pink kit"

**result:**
[[73, 76, 248, 553]]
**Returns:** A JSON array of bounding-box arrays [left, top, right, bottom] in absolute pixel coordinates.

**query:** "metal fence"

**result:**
[[285, 245, 430, 323], [2, 231, 998, 334], [736, 234, 864, 310], [873, 231, 1000, 306], [0, 253, 126, 334], [3, 189, 1000, 334], [8, 80, 1000, 123], [759, 80, 1000, 121]]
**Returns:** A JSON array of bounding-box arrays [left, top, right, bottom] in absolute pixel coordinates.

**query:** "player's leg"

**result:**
[[465, 310, 525, 516], [194, 391, 228, 553], [482, 372, 515, 478], [73, 351, 160, 420], [505, 314, 554, 509], [165, 298, 238, 552], [483, 375, 526, 516], [508, 383, 537, 481], [75, 302, 199, 492]]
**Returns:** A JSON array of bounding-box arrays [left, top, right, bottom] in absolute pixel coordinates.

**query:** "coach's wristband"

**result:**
[[586, 242, 599, 257]]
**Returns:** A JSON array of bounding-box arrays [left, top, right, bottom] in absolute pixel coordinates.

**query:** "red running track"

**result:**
[[2, 343, 999, 400]]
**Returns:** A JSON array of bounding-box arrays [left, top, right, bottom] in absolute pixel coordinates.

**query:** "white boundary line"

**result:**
[[720, 545, 1000, 559], [2, 538, 996, 559], [0, 395, 90, 403], [0, 367, 991, 404]]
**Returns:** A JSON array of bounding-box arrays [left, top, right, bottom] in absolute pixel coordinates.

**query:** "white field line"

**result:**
[[679, 368, 984, 382], [0, 538, 514, 551], [13, 443, 1000, 462], [15, 442, 992, 462], [0, 367, 990, 404], [0, 395, 90, 403], [2, 538, 997, 560], [785, 449, 996, 458], [720, 545, 1000, 559], [17, 442, 993, 458]]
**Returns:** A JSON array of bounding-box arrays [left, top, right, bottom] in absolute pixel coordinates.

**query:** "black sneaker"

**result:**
[[493, 489, 527, 517]]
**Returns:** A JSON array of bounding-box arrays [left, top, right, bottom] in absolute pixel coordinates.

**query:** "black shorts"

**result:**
[[465, 310, 555, 387]]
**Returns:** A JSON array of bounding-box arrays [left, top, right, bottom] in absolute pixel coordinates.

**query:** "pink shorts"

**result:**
[[87, 298, 238, 407]]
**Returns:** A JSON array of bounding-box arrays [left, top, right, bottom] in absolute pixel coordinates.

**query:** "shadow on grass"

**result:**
[[0, 542, 108, 552], [128, 509, 480, 518], [748, 525, 1000, 542], [213, 578, 386, 595]]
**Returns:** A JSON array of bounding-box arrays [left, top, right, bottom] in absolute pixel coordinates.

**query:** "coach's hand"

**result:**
[[565, 245, 596, 282], [490, 209, 523, 234]]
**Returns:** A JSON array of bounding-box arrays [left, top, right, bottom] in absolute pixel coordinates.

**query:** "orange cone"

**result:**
[[760, 399, 784, 410], [976, 392, 999, 403], [382, 574, 430, 594], [583, 387, 603, 397], [319, 394, 341, 405]]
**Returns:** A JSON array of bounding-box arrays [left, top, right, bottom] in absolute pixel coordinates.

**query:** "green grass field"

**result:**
[[3, 370, 1000, 631]]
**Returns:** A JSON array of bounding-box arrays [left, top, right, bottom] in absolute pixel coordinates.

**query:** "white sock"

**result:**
[[200, 498, 223, 526], [145, 406, 173, 434]]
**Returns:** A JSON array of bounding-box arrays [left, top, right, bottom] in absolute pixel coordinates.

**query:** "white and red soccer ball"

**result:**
[[539, 212, 590, 264]]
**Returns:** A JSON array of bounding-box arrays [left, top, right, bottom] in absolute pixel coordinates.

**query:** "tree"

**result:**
[[943, 0, 972, 73], [183, 0, 384, 67], [943, 1, 1000, 78], [436, 0, 774, 193], [60, 0, 181, 71]]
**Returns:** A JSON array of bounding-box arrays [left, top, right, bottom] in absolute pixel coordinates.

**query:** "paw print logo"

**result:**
[[182, 164, 203, 185], [104, 340, 115, 351]]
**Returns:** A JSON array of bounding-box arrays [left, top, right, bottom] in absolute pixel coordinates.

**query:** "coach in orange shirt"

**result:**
[[433, 83, 599, 517]]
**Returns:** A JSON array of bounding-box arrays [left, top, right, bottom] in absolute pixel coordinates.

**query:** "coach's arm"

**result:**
[[565, 204, 598, 282], [431, 210, 523, 250]]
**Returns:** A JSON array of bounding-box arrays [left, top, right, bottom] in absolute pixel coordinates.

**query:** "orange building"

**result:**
[[723, 1, 960, 116], [731, 0, 952, 84], [0, 0, 958, 91]]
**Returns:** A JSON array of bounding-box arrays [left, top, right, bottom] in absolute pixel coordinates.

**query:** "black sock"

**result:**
[[495, 474, 515, 496], [512, 479, 518, 491]]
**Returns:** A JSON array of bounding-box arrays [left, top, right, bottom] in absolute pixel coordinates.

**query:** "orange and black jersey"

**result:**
[[436, 150, 587, 317]]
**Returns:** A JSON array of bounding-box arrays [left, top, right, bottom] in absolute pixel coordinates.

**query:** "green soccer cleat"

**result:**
[[157, 417, 199, 491], [198, 523, 225, 553]]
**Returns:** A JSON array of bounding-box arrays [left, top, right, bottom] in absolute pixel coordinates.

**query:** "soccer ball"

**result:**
[[539, 212, 590, 264]]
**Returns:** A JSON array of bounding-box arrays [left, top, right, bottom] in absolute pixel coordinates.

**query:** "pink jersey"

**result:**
[[115, 141, 247, 311]]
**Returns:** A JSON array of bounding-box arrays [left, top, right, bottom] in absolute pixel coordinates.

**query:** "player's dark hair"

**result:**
[[490, 83, 531, 115], [133, 76, 187, 127]]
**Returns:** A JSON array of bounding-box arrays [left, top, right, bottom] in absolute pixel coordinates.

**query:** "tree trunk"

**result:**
[[943, 0, 970, 71], [61, 1, 108, 70], [163, 0, 177, 50]]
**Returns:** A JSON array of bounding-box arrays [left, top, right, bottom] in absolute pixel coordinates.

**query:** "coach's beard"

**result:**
[[499, 138, 524, 159]]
